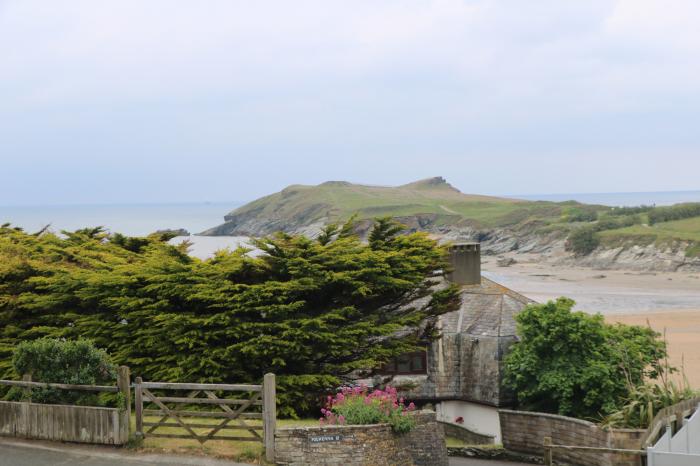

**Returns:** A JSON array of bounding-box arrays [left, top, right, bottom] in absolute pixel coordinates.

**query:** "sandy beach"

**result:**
[[481, 256, 700, 387]]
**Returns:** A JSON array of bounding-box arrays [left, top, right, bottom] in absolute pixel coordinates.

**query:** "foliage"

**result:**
[[648, 203, 700, 225], [10, 338, 115, 405], [686, 243, 700, 258], [0, 220, 458, 416], [566, 214, 642, 255], [565, 227, 600, 255], [563, 207, 598, 223], [608, 205, 655, 217], [602, 375, 698, 429], [503, 298, 668, 420], [320, 385, 416, 433]]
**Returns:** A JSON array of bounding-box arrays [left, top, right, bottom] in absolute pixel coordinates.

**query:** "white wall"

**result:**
[[436, 400, 502, 443]]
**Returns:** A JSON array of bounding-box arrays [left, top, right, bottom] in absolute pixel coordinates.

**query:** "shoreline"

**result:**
[[482, 256, 700, 387]]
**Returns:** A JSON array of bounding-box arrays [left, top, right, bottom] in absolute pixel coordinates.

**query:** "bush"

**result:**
[[602, 376, 698, 429], [503, 298, 667, 420], [11, 338, 116, 405], [320, 385, 417, 433], [565, 227, 599, 255], [648, 203, 700, 224], [564, 207, 598, 223]]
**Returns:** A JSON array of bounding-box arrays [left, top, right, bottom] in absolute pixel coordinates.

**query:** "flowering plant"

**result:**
[[320, 385, 417, 433]]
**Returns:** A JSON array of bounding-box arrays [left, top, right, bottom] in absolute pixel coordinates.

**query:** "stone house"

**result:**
[[371, 243, 535, 442]]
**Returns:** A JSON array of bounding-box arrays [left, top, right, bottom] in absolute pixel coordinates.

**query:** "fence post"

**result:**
[[117, 366, 131, 442], [135, 376, 143, 439], [21, 374, 32, 402], [543, 436, 553, 466], [263, 373, 276, 463]]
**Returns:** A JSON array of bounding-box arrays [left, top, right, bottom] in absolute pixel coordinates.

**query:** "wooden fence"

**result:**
[[0, 366, 131, 445], [134, 373, 276, 462], [542, 436, 646, 466]]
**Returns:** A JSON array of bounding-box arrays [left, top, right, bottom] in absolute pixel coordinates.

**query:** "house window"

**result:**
[[381, 351, 427, 375]]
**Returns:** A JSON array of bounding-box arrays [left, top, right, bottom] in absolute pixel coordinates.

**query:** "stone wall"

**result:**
[[499, 409, 645, 466], [275, 411, 448, 466]]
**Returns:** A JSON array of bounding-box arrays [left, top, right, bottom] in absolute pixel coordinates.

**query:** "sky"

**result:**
[[1, 0, 699, 206]]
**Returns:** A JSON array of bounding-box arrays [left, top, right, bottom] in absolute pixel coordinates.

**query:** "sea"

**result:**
[[0, 201, 250, 259], [1, 190, 699, 260]]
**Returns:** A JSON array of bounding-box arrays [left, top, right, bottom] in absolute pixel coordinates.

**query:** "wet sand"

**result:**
[[482, 256, 700, 387]]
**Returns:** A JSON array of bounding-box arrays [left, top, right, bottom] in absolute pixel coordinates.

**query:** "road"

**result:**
[[449, 458, 531, 466], [0, 438, 530, 466], [0, 439, 246, 466]]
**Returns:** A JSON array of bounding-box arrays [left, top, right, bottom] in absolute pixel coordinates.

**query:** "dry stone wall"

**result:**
[[274, 411, 448, 466]]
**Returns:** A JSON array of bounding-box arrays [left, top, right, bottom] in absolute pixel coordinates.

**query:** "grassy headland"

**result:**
[[200, 177, 700, 262]]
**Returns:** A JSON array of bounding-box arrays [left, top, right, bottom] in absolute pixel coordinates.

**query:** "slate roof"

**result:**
[[439, 277, 535, 337]]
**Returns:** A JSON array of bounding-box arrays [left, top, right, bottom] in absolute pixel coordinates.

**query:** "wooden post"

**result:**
[[263, 373, 276, 463], [543, 436, 553, 466], [22, 373, 32, 402], [135, 376, 143, 439], [117, 366, 131, 442]]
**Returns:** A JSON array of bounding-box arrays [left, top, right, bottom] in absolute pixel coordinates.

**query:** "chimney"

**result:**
[[447, 242, 481, 285]]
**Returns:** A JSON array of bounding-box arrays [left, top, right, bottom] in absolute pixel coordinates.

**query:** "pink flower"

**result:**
[[408, 402, 415, 411], [338, 415, 345, 425]]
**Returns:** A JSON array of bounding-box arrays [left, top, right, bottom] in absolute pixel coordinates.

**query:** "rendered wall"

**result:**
[[436, 400, 500, 442]]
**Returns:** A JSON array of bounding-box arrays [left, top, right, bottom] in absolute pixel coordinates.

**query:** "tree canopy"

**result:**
[[0, 219, 458, 415], [503, 297, 667, 420]]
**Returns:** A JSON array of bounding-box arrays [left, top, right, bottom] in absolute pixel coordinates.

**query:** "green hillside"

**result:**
[[201, 177, 578, 235], [201, 177, 700, 260]]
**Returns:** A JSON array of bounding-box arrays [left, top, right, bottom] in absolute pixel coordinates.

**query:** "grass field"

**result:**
[[130, 414, 316, 464]]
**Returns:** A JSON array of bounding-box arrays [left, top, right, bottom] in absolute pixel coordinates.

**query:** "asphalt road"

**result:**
[[449, 458, 531, 466], [0, 438, 530, 466], [0, 439, 246, 466]]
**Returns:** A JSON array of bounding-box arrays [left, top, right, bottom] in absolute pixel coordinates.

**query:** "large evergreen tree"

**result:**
[[0, 219, 458, 415]]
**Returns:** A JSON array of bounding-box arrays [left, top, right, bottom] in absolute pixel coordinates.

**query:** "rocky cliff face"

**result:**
[[204, 210, 700, 272]]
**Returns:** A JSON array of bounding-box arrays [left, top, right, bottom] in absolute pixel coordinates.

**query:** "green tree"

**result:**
[[11, 338, 116, 405], [0, 219, 458, 416], [503, 298, 667, 419]]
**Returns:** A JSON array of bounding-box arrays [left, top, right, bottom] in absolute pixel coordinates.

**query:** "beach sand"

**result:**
[[481, 256, 700, 387], [608, 310, 700, 388]]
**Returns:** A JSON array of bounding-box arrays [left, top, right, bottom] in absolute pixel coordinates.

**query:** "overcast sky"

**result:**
[[1, 0, 699, 205]]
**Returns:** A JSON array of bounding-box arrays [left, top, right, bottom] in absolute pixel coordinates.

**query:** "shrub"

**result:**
[[11, 338, 116, 405], [648, 203, 700, 224], [504, 298, 667, 420], [565, 227, 600, 255], [602, 377, 698, 429], [320, 385, 417, 433]]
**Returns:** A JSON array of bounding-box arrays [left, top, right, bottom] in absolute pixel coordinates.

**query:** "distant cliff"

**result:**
[[200, 177, 700, 272], [200, 177, 557, 236]]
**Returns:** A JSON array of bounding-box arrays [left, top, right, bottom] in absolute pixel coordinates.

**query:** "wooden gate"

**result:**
[[134, 373, 276, 461]]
